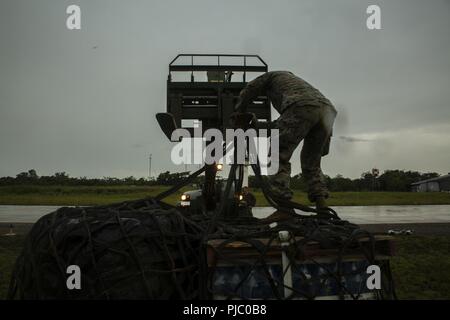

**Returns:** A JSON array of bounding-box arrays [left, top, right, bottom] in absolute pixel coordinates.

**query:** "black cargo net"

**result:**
[[204, 215, 396, 300], [8, 195, 396, 300], [8, 199, 202, 299]]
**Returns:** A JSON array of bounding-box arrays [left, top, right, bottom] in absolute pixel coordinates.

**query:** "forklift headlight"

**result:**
[[216, 163, 223, 171], [181, 194, 190, 201]]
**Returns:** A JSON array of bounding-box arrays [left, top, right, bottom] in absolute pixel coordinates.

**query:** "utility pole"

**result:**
[[149, 154, 152, 179], [372, 168, 379, 191]]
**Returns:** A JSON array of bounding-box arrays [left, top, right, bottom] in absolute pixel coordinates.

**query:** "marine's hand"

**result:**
[[234, 101, 242, 112], [230, 112, 258, 129], [234, 97, 245, 112], [249, 113, 258, 126]]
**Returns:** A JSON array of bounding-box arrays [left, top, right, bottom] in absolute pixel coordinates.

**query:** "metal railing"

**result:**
[[168, 54, 267, 82]]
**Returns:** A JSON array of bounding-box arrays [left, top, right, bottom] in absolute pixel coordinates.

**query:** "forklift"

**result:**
[[156, 54, 396, 299]]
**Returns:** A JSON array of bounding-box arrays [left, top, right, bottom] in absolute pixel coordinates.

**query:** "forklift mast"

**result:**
[[157, 54, 271, 211], [158, 54, 270, 137]]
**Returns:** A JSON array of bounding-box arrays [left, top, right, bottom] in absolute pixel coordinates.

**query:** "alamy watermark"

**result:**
[[66, 5, 81, 30], [170, 123, 280, 175], [66, 265, 81, 290], [366, 5, 381, 30]]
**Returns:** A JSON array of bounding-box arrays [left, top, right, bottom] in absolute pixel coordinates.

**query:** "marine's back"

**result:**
[[239, 71, 333, 114], [265, 71, 333, 113]]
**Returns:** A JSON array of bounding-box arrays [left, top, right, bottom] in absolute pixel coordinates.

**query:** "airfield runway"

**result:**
[[1, 203, 450, 236], [2, 221, 450, 236], [1, 205, 450, 224]]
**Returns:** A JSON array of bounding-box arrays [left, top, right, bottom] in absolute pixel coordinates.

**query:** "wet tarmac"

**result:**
[[0, 204, 449, 224], [253, 205, 450, 224]]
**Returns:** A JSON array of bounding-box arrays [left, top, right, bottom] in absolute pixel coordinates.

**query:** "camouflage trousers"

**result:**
[[269, 102, 337, 202]]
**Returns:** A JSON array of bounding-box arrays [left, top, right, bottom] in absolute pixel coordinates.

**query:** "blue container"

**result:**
[[211, 260, 374, 299]]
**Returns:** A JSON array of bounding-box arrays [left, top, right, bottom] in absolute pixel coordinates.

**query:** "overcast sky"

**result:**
[[1, 0, 449, 179]]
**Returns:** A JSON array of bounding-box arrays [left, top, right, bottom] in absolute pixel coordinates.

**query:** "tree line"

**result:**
[[0, 169, 194, 187], [250, 170, 438, 192], [0, 169, 440, 192]]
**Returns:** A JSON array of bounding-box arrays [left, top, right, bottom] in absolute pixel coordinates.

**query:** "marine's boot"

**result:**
[[260, 209, 296, 223], [267, 175, 293, 200], [271, 187, 293, 200]]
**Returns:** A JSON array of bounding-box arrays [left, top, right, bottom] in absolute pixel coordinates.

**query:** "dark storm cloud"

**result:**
[[0, 0, 449, 179]]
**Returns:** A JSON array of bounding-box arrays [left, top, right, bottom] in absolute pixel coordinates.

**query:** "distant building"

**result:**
[[411, 173, 450, 192]]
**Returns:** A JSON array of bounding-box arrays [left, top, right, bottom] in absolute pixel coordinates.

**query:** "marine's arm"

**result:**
[[235, 72, 271, 112]]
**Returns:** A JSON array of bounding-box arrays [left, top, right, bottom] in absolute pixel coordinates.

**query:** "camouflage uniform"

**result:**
[[236, 71, 337, 202]]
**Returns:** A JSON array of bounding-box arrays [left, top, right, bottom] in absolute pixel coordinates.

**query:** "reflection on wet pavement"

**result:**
[[0, 205, 449, 224]]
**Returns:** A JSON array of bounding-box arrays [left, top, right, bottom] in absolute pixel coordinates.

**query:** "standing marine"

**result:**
[[234, 71, 337, 209]]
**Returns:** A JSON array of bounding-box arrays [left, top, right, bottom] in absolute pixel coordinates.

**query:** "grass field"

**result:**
[[1, 185, 450, 206], [391, 236, 450, 299], [0, 235, 24, 299], [0, 234, 449, 299], [0, 185, 184, 206]]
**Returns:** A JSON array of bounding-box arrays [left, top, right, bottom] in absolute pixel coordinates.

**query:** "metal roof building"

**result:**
[[411, 173, 450, 192]]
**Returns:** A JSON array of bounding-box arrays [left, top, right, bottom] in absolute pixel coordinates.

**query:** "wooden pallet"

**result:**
[[207, 235, 395, 266]]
